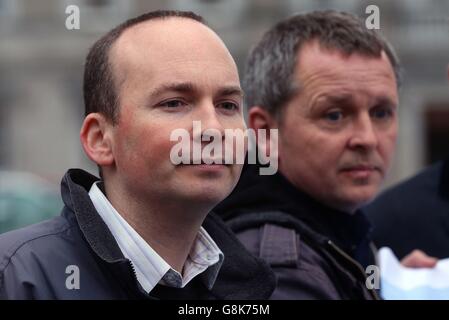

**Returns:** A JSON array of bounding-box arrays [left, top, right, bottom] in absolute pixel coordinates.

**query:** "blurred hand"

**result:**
[[400, 249, 438, 268]]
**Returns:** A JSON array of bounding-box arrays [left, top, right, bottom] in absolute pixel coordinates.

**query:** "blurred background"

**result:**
[[1, 0, 449, 233]]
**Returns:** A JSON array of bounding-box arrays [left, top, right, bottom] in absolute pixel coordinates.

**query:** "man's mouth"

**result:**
[[176, 158, 231, 169], [191, 158, 228, 165], [181, 161, 229, 173], [341, 164, 377, 171], [339, 164, 381, 179]]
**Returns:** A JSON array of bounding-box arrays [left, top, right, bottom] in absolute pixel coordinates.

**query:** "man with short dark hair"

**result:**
[[215, 10, 401, 299], [0, 10, 275, 299]]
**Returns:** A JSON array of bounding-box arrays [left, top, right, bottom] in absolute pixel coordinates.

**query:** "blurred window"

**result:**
[[425, 105, 449, 164]]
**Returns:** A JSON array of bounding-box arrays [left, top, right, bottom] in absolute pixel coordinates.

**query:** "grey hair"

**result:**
[[243, 10, 402, 117]]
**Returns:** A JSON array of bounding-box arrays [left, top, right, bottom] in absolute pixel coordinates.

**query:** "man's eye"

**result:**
[[217, 102, 239, 111], [371, 108, 393, 119], [159, 100, 186, 108], [325, 111, 343, 122]]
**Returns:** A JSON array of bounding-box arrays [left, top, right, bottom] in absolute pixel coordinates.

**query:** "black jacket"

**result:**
[[214, 164, 379, 300], [365, 159, 449, 260], [0, 169, 275, 300]]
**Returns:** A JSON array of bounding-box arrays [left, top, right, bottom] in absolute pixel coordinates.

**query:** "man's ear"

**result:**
[[248, 106, 278, 157], [80, 113, 114, 166], [248, 106, 278, 131]]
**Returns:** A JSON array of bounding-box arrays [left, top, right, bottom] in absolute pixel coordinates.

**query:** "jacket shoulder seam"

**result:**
[[0, 222, 76, 288]]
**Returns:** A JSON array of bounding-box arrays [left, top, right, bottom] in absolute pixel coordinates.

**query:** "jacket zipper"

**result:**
[[125, 260, 150, 299], [327, 240, 381, 300]]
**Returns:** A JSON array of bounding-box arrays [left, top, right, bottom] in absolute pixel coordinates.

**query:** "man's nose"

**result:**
[[194, 102, 225, 142], [348, 113, 379, 151]]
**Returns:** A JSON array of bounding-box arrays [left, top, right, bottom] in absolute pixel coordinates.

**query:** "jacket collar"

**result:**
[[215, 163, 373, 260], [60, 168, 275, 299], [61, 168, 125, 263]]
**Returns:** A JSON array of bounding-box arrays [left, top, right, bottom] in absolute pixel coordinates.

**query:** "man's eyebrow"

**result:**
[[373, 96, 398, 108], [149, 82, 196, 98], [326, 94, 353, 104], [148, 83, 243, 99], [216, 86, 244, 98], [314, 94, 398, 109], [314, 94, 353, 106]]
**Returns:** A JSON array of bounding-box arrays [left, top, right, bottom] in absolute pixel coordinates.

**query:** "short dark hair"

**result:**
[[83, 10, 205, 124], [243, 10, 402, 117]]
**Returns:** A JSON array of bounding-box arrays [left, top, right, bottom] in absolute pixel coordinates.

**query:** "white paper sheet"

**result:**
[[379, 247, 449, 300]]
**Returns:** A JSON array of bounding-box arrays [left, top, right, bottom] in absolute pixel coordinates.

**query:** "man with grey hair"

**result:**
[[215, 10, 401, 299]]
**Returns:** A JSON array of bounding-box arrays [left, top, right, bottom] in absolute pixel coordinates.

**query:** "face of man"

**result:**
[[106, 18, 245, 207], [276, 41, 399, 212]]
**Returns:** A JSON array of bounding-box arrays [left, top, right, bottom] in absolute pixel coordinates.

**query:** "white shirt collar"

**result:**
[[88, 182, 224, 293]]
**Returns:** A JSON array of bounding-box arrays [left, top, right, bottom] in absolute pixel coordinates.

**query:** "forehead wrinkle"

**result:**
[[300, 64, 395, 87], [296, 44, 397, 92], [147, 81, 243, 103], [299, 67, 397, 107]]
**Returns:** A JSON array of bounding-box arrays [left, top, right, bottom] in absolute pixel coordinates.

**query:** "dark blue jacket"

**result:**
[[365, 159, 449, 260], [0, 169, 275, 299]]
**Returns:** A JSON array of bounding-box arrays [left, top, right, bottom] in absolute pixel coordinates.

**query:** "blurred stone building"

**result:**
[[0, 0, 448, 188]]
